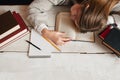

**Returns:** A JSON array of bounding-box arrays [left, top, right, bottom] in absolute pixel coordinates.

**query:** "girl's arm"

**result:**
[[27, 0, 71, 45], [27, 0, 53, 34]]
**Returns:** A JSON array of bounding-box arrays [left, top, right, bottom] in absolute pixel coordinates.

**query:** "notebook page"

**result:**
[[28, 29, 56, 58]]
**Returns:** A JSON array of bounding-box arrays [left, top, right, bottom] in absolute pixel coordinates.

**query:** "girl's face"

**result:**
[[70, 4, 82, 28]]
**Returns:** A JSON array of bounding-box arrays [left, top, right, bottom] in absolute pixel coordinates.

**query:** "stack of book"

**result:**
[[98, 25, 120, 57], [0, 11, 29, 49]]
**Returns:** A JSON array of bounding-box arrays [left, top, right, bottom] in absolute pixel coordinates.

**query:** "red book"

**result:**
[[0, 11, 29, 49], [0, 11, 20, 39], [98, 25, 111, 40]]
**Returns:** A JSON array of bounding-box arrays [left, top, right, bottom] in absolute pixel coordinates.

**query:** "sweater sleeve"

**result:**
[[110, 1, 120, 28], [107, 16, 114, 25], [27, 0, 54, 34]]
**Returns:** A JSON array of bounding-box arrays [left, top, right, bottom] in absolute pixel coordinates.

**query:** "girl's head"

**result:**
[[71, 0, 119, 33]]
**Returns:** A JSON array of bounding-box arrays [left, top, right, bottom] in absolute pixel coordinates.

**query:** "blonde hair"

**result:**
[[79, 0, 119, 33]]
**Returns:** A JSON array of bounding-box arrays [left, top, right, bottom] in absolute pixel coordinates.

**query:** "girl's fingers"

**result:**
[[62, 37, 72, 42], [59, 32, 66, 37]]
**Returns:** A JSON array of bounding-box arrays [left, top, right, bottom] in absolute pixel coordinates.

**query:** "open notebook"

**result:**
[[28, 29, 57, 58], [55, 12, 95, 42]]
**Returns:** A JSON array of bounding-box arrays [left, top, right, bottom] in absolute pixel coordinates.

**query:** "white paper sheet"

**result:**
[[28, 29, 57, 58]]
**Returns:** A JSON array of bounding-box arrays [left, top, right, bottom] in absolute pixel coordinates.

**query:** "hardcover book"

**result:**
[[0, 11, 29, 49], [98, 25, 111, 40], [0, 11, 20, 39], [103, 28, 120, 55], [55, 12, 95, 42]]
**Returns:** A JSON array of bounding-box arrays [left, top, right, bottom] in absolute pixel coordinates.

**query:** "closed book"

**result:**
[[0, 11, 29, 49], [103, 28, 120, 55], [0, 11, 20, 39], [98, 25, 111, 40]]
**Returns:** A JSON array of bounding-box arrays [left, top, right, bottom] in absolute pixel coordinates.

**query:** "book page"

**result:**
[[56, 12, 76, 39], [76, 32, 94, 42], [55, 12, 94, 42]]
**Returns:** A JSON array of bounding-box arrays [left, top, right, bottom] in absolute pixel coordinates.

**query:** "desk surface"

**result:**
[[0, 52, 120, 80], [0, 5, 120, 80]]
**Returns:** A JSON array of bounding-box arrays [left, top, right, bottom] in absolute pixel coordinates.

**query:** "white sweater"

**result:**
[[27, 0, 120, 34], [27, 0, 74, 34]]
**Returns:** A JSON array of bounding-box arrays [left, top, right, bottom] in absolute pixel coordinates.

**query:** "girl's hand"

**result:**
[[41, 28, 72, 45]]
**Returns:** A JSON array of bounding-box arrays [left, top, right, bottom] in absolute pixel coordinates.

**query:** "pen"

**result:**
[[26, 40, 41, 50]]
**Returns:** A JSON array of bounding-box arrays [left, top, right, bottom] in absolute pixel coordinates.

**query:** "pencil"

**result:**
[[42, 36, 61, 52], [26, 40, 41, 50]]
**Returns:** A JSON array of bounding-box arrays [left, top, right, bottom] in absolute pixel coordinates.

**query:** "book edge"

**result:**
[[102, 41, 120, 55]]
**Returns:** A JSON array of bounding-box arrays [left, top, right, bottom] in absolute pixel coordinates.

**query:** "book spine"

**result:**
[[0, 31, 29, 49], [0, 25, 20, 39], [102, 41, 120, 55], [99, 25, 111, 40]]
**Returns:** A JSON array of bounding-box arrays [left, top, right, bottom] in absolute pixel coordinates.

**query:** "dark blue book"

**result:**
[[103, 28, 120, 55]]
